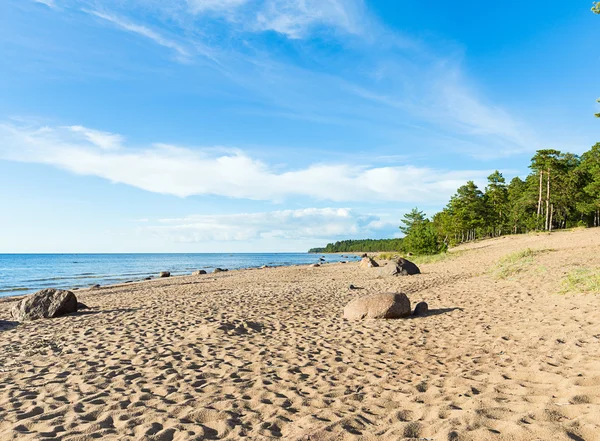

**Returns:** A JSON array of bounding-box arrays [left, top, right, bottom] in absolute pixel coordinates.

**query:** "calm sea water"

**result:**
[[0, 253, 358, 297]]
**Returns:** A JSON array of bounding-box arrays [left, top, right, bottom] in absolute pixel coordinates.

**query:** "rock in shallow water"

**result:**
[[343, 292, 411, 320], [11, 289, 78, 321]]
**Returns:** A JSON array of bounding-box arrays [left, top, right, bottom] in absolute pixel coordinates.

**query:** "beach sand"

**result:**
[[1, 229, 600, 440]]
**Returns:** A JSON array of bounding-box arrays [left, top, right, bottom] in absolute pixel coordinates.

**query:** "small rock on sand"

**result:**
[[343, 292, 411, 320], [213, 268, 227, 273], [90, 284, 101, 289], [359, 257, 379, 268], [310, 263, 320, 267], [11, 289, 78, 321], [159, 271, 171, 278], [413, 301, 429, 316], [193, 270, 207, 275]]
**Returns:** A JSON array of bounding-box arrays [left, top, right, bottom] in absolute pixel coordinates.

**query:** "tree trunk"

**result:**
[[549, 204, 554, 232], [545, 168, 551, 231], [537, 170, 543, 219]]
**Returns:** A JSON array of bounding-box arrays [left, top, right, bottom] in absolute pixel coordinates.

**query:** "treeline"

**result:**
[[432, 144, 600, 247], [309, 143, 600, 255], [308, 238, 404, 253]]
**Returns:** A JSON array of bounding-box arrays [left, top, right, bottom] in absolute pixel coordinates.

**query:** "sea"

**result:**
[[0, 253, 359, 297]]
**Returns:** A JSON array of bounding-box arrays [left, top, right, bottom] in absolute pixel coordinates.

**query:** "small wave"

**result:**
[[0, 287, 30, 293]]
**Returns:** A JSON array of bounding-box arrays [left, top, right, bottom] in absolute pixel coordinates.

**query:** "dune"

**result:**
[[1, 228, 600, 440]]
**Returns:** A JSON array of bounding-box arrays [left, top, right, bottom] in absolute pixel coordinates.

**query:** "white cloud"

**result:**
[[33, 0, 57, 8], [66, 125, 123, 150], [84, 9, 190, 61], [34, 1, 538, 158], [146, 207, 392, 242], [187, 0, 364, 38], [0, 122, 491, 203]]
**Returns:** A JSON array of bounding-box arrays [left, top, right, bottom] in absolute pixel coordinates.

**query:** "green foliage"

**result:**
[[377, 252, 400, 260], [308, 238, 404, 253], [593, 2, 600, 14], [490, 248, 552, 279], [402, 219, 446, 255], [560, 268, 600, 294], [400, 208, 426, 235], [409, 252, 460, 265], [310, 143, 600, 255]]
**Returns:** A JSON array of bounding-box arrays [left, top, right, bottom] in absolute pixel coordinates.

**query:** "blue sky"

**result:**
[[0, 0, 598, 252]]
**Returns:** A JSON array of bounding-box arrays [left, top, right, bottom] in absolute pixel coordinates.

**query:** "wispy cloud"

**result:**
[[84, 9, 190, 61], [25, 0, 539, 158], [33, 0, 57, 8], [186, 0, 365, 38], [66, 125, 123, 150], [147, 207, 392, 242], [0, 122, 492, 203]]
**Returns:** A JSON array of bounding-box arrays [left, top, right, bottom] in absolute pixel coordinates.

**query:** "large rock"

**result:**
[[379, 258, 420, 276], [11, 289, 78, 321], [343, 292, 411, 320], [159, 271, 171, 278], [193, 270, 207, 275], [359, 257, 379, 268], [396, 258, 420, 275]]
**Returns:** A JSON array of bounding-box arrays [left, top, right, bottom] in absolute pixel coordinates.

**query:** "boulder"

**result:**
[[193, 270, 207, 275], [90, 284, 101, 289], [359, 257, 379, 268], [379, 258, 420, 276], [413, 302, 429, 316], [11, 289, 78, 321], [344, 292, 411, 320], [396, 258, 420, 275], [213, 268, 227, 273], [310, 263, 320, 267], [159, 271, 170, 278]]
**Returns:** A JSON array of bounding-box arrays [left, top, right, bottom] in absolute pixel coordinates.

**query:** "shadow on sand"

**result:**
[[0, 320, 19, 331], [70, 307, 142, 317], [409, 307, 463, 319]]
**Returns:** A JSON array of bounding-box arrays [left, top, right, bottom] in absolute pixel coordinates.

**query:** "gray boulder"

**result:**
[[159, 271, 171, 278], [396, 258, 420, 275], [343, 292, 411, 320], [193, 270, 207, 275], [379, 258, 420, 276], [11, 289, 78, 321]]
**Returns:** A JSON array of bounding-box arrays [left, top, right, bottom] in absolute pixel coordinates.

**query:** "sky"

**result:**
[[0, 0, 598, 253]]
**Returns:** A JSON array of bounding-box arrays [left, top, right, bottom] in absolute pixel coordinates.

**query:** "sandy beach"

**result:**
[[1, 229, 600, 441]]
